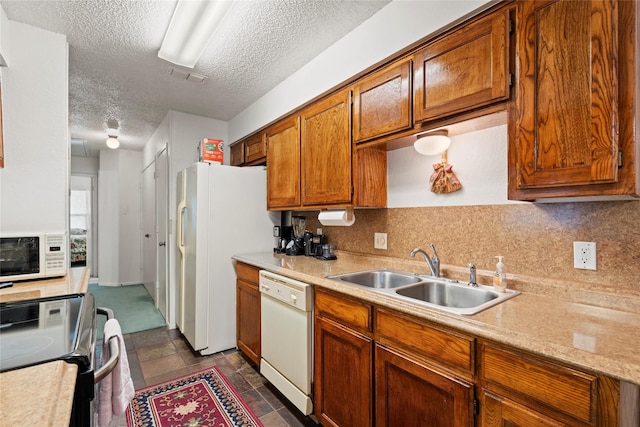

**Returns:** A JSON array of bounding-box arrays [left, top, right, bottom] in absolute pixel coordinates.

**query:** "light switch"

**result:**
[[374, 232, 387, 250]]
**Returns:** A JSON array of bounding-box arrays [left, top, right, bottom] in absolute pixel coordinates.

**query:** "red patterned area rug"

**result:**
[[126, 367, 264, 427]]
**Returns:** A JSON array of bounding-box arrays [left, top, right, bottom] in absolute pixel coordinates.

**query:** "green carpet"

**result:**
[[89, 283, 166, 336]]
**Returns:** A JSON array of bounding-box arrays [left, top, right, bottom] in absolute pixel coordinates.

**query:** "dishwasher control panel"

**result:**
[[259, 270, 312, 311]]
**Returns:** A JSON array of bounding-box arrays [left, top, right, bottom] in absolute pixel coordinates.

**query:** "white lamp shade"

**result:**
[[414, 133, 451, 156], [106, 136, 120, 149]]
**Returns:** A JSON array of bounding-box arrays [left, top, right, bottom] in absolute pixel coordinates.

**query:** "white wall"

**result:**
[[0, 10, 69, 235], [228, 0, 489, 142], [0, 5, 7, 65], [142, 114, 169, 169], [388, 125, 525, 207], [142, 110, 227, 327], [98, 149, 142, 285], [71, 156, 99, 175]]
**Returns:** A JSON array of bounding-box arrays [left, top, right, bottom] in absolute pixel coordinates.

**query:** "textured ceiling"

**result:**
[[1, 0, 390, 155]]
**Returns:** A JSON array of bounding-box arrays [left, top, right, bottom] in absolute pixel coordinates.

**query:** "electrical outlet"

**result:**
[[573, 241, 596, 270], [374, 232, 387, 250]]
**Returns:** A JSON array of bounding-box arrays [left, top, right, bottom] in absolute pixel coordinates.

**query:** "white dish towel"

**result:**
[[98, 318, 135, 427]]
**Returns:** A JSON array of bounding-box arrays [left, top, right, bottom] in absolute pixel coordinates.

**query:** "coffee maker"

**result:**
[[274, 212, 293, 254], [285, 215, 306, 256]]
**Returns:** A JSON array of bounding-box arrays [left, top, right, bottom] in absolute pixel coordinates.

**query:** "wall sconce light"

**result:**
[[158, 0, 234, 68], [106, 128, 120, 149], [414, 129, 462, 193], [414, 129, 451, 156]]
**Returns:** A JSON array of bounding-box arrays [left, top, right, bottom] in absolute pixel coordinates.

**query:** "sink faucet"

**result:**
[[467, 263, 478, 287], [410, 244, 440, 277]]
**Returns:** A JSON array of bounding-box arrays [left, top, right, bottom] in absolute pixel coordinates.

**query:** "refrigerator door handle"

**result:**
[[176, 200, 187, 331], [180, 207, 187, 248], [177, 203, 186, 255]]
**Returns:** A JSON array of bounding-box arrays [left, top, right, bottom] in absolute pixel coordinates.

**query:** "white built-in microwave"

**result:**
[[0, 233, 67, 283]]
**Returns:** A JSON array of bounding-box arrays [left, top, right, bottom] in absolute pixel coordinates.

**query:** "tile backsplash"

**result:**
[[301, 200, 640, 296]]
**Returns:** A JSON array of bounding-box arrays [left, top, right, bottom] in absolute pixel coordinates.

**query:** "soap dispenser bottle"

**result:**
[[493, 256, 507, 292]]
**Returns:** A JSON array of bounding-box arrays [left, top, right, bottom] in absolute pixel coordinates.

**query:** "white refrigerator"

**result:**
[[176, 162, 276, 355]]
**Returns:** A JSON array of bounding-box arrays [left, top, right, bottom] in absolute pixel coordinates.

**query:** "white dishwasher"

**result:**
[[259, 270, 313, 415]]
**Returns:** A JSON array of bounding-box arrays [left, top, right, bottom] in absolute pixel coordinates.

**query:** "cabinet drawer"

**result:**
[[235, 262, 260, 286], [244, 133, 266, 164], [375, 308, 474, 374], [481, 344, 597, 424], [315, 288, 372, 333]]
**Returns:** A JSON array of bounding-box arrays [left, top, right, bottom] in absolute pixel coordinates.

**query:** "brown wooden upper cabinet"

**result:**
[[244, 132, 267, 165], [300, 89, 353, 207], [266, 88, 387, 210], [230, 133, 267, 167], [266, 115, 301, 209], [413, 8, 511, 124], [352, 57, 413, 144], [229, 140, 245, 166], [508, 0, 638, 200]]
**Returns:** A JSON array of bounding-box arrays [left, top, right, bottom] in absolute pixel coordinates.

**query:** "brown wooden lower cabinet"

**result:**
[[235, 262, 261, 365], [375, 344, 473, 427], [314, 315, 373, 427], [312, 287, 621, 427]]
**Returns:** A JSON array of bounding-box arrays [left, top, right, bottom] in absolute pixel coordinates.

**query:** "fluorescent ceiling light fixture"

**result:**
[[414, 130, 451, 156], [158, 0, 233, 68]]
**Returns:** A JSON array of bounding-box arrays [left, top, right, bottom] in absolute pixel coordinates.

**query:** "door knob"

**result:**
[[159, 242, 166, 246], [144, 234, 150, 238]]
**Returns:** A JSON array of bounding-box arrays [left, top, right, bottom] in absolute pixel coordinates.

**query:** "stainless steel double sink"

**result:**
[[326, 269, 519, 315]]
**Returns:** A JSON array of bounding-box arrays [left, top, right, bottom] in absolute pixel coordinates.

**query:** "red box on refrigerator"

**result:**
[[199, 138, 224, 164]]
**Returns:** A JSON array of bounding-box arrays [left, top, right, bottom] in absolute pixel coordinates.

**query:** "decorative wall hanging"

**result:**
[[429, 150, 462, 194]]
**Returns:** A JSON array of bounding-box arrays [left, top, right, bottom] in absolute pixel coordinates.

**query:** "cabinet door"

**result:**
[[481, 390, 566, 427], [301, 89, 352, 206], [414, 9, 510, 123], [314, 315, 373, 427], [229, 141, 245, 166], [236, 279, 260, 365], [375, 344, 473, 427], [266, 115, 300, 209], [509, 0, 619, 196], [353, 57, 412, 143], [245, 132, 266, 165]]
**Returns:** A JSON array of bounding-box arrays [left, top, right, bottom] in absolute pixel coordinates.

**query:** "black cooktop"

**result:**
[[0, 293, 96, 372]]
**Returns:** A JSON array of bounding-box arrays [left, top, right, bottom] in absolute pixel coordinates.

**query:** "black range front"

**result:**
[[0, 293, 97, 426]]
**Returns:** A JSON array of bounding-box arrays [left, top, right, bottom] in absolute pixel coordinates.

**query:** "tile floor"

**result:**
[[105, 326, 318, 427]]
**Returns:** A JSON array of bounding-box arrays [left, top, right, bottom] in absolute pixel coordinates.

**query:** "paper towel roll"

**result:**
[[318, 209, 355, 226]]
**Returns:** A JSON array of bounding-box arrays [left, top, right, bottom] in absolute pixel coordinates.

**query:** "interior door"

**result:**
[[155, 146, 168, 319], [141, 162, 157, 300]]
